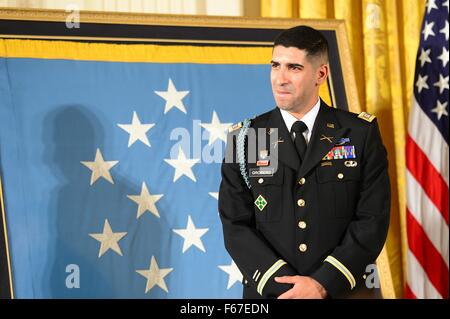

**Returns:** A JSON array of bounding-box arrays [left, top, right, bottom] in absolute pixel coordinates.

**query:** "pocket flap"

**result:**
[[249, 166, 284, 187], [317, 163, 360, 183]]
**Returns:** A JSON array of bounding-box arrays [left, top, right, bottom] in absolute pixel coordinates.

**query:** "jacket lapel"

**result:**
[[266, 108, 300, 171], [297, 102, 349, 179]]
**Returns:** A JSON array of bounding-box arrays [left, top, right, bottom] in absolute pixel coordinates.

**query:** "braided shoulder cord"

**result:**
[[237, 118, 252, 189]]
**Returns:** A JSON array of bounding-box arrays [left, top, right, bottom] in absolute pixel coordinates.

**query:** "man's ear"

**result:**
[[316, 64, 329, 85]]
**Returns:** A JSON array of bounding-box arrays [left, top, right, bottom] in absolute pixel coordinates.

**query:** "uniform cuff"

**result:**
[[311, 257, 355, 298], [257, 260, 297, 298]]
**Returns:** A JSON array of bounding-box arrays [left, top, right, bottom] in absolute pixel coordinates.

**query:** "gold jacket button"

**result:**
[[298, 221, 307, 229], [258, 178, 264, 184], [298, 177, 306, 185], [297, 199, 305, 207], [299, 244, 308, 252], [337, 173, 344, 179]]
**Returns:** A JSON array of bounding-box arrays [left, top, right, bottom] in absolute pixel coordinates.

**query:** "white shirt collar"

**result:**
[[280, 98, 321, 143]]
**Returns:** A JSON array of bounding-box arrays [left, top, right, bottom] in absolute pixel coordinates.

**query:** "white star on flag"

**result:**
[[89, 219, 127, 258], [431, 100, 448, 120], [200, 111, 232, 145], [419, 48, 432, 67], [218, 260, 243, 289], [433, 74, 449, 94], [422, 21, 435, 40], [173, 215, 209, 253], [117, 111, 155, 147], [426, 0, 438, 13], [154, 78, 189, 114], [208, 192, 219, 200], [440, 20, 449, 40], [437, 46, 449, 68], [81, 148, 118, 185], [415, 74, 429, 93], [136, 256, 173, 293], [127, 182, 163, 219], [164, 146, 200, 182]]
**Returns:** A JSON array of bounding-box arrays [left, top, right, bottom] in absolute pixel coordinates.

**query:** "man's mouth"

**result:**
[[275, 91, 291, 96]]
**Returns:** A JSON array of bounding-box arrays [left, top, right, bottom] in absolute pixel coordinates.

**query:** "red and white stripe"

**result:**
[[405, 97, 449, 299]]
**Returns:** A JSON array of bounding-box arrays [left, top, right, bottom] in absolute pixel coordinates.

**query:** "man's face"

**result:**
[[271, 45, 326, 113]]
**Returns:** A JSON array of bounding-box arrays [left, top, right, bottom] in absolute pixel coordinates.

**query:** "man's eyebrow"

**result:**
[[269, 61, 304, 69], [287, 63, 304, 69]]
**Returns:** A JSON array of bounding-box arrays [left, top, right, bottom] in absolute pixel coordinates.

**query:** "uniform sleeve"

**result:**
[[219, 134, 298, 298], [310, 120, 390, 298]]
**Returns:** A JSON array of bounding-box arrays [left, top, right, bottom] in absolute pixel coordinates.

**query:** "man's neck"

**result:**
[[288, 96, 320, 120]]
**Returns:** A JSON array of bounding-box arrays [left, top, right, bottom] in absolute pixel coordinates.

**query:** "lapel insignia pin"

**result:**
[[272, 138, 284, 148], [327, 123, 335, 128], [320, 134, 334, 143]]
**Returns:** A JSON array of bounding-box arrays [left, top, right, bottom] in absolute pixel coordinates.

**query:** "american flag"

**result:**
[[405, 0, 449, 299]]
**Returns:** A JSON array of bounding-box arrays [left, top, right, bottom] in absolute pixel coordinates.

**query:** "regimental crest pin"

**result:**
[[259, 150, 269, 159]]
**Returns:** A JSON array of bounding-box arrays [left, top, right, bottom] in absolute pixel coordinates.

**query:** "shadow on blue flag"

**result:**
[[0, 40, 275, 298]]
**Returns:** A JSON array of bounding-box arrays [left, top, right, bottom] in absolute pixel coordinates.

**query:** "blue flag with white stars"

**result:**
[[0, 41, 274, 298]]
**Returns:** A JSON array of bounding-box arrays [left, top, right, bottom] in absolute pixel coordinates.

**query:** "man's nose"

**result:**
[[275, 69, 288, 86]]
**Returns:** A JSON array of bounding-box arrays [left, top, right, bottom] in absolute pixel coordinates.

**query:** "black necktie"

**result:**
[[291, 121, 308, 161]]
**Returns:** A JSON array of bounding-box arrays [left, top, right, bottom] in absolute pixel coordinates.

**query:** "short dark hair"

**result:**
[[273, 25, 328, 63]]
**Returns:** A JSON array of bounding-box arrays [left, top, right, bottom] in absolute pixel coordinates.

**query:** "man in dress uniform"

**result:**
[[218, 25, 390, 299]]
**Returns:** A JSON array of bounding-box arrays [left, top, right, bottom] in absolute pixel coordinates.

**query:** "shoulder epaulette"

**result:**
[[358, 111, 376, 123], [229, 121, 243, 133]]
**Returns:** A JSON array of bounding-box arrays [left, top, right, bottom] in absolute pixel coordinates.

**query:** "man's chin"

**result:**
[[276, 104, 292, 111]]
